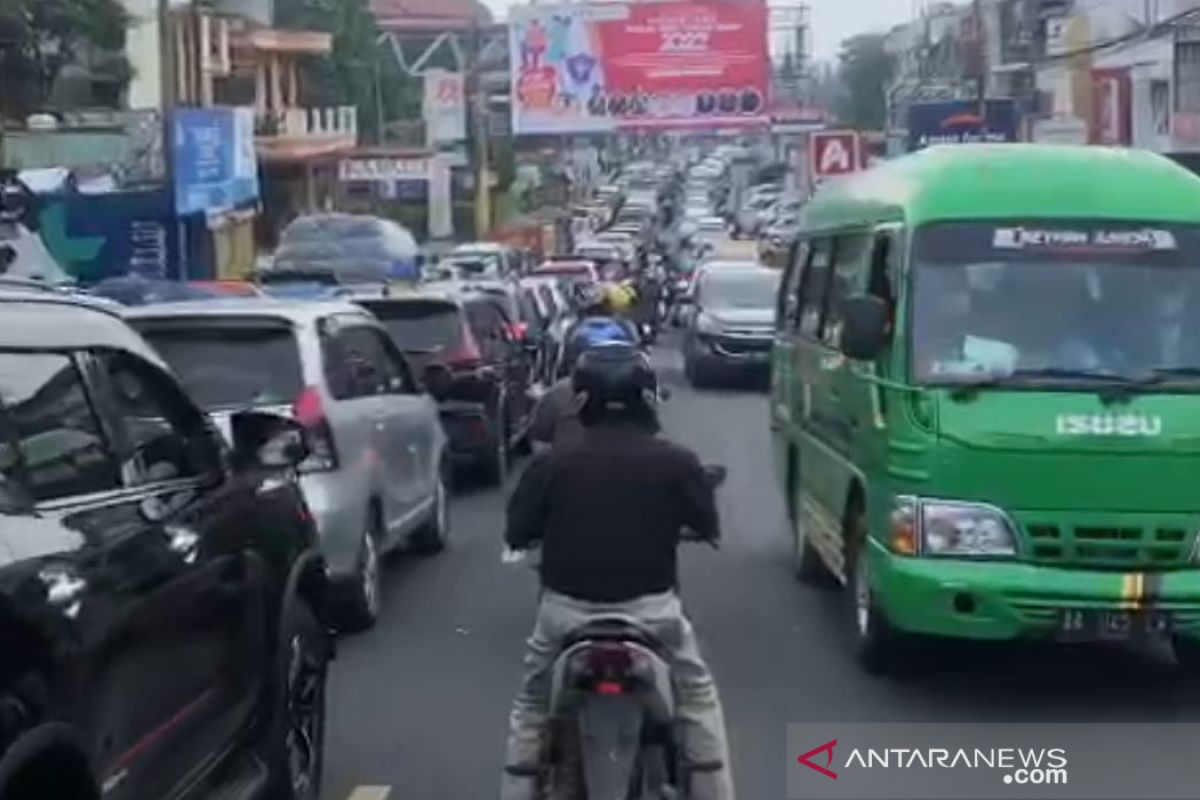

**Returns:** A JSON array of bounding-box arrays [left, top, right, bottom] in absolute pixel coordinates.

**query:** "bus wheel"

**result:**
[[844, 505, 907, 675]]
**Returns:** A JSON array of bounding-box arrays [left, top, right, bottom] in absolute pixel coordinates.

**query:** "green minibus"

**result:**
[[771, 144, 1200, 673]]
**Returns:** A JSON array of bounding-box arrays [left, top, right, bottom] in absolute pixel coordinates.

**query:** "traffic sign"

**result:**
[[808, 130, 862, 181]]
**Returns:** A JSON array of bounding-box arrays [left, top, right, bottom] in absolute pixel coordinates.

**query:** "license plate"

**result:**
[[1057, 609, 1173, 642]]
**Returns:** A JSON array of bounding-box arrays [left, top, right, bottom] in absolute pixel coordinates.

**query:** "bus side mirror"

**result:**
[[840, 296, 890, 361]]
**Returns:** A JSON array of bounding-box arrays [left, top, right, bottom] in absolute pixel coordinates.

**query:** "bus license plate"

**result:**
[[1057, 609, 1173, 641]]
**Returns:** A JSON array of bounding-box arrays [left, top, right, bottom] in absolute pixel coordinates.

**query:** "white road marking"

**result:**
[[346, 787, 391, 800]]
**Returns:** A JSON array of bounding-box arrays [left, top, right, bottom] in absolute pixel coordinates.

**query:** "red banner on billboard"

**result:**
[[510, 1, 770, 135]]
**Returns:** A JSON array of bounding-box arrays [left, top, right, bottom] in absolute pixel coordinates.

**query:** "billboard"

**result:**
[[173, 107, 259, 215], [906, 99, 1019, 152], [509, 0, 769, 135], [424, 69, 467, 144]]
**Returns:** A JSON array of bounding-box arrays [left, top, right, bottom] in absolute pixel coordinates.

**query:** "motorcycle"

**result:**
[[510, 465, 727, 800]]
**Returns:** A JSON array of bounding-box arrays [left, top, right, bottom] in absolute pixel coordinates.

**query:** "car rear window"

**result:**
[[358, 300, 465, 353], [135, 320, 304, 410]]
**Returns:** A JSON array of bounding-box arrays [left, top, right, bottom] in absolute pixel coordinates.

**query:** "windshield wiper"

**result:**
[[947, 367, 1139, 401]]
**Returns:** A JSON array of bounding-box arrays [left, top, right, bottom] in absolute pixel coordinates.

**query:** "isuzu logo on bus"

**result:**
[[1056, 414, 1163, 436]]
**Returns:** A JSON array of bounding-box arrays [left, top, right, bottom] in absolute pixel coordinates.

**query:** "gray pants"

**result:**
[[501, 589, 735, 800]]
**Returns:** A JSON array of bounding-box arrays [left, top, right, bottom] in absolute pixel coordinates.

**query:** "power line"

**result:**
[[1036, 2, 1200, 65]]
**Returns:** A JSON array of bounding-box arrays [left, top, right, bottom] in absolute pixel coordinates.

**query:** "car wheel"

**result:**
[[844, 505, 907, 675], [336, 513, 382, 633], [481, 406, 509, 487], [413, 462, 450, 554], [263, 599, 328, 800]]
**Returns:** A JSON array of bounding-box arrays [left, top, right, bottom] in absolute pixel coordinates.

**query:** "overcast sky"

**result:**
[[479, 0, 919, 62], [808, 0, 917, 60]]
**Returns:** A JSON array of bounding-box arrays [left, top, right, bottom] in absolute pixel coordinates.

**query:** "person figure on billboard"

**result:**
[[521, 19, 548, 70]]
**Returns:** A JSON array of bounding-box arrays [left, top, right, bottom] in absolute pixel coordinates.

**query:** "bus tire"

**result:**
[[844, 502, 907, 675]]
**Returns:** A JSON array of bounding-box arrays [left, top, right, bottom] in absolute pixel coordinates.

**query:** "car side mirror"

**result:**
[[839, 295, 891, 361], [230, 411, 309, 470], [423, 363, 453, 402]]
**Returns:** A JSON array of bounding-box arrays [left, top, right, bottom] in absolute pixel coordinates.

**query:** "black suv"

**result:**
[[356, 288, 537, 485], [0, 291, 333, 800]]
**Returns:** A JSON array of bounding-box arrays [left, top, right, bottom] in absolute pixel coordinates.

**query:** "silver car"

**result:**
[[126, 299, 449, 632]]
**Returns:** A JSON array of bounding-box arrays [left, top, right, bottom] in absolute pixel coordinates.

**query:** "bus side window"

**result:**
[[779, 240, 811, 331], [822, 234, 872, 350], [868, 231, 898, 312], [798, 239, 832, 339]]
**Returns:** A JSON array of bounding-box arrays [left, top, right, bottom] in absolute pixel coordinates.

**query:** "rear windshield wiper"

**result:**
[[947, 367, 1139, 400]]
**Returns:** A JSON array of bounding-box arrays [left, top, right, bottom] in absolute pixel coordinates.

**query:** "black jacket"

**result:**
[[504, 422, 720, 603]]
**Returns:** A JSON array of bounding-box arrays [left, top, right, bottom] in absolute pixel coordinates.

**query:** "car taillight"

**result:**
[[292, 386, 339, 472], [444, 326, 483, 370]]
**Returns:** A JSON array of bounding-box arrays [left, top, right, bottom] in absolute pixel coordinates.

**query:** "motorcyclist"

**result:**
[[564, 282, 639, 357], [529, 334, 628, 449], [500, 344, 735, 800]]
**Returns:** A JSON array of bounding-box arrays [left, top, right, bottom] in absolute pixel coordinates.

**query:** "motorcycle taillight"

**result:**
[[584, 643, 634, 677]]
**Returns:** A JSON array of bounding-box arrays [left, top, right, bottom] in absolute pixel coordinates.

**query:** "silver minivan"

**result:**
[[126, 299, 449, 631]]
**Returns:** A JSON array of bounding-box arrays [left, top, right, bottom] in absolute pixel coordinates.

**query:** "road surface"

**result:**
[[322, 341, 1200, 800]]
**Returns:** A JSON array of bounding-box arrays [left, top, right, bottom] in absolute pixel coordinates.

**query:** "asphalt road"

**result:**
[[321, 341, 1200, 800]]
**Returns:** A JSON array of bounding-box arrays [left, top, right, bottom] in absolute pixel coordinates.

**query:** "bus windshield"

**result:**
[[911, 222, 1200, 386]]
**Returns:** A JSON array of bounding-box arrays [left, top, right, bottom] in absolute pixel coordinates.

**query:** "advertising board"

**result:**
[[906, 99, 1019, 151], [509, 0, 769, 135], [173, 107, 259, 215]]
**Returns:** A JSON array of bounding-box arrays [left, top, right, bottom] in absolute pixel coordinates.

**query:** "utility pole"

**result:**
[[469, 22, 491, 239], [975, 0, 987, 122], [158, 0, 187, 279]]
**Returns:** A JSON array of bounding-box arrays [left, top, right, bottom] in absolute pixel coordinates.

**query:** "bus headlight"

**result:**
[[920, 500, 1018, 558]]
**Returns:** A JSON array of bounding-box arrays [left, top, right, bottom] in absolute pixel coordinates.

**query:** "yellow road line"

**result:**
[[347, 787, 392, 800]]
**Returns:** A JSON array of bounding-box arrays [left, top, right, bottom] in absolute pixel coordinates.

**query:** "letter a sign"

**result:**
[[809, 130, 862, 182]]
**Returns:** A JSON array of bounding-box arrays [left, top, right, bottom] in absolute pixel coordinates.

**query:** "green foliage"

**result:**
[[835, 33, 893, 131], [0, 0, 131, 119], [275, 0, 419, 143]]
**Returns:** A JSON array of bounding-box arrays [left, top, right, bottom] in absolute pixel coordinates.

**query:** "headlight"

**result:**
[[919, 500, 1018, 557], [695, 312, 722, 335]]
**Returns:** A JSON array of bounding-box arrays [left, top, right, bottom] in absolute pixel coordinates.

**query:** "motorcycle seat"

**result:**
[[562, 616, 662, 652]]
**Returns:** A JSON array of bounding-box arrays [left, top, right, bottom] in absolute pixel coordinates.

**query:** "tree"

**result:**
[[835, 33, 892, 130], [0, 0, 130, 121], [275, 0, 419, 143]]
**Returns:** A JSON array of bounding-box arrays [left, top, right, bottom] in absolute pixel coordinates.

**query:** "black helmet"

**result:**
[[572, 342, 658, 428]]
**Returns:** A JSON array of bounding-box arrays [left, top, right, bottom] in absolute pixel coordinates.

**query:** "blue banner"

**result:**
[[33, 188, 179, 283], [173, 107, 260, 215], [906, 99, 1019, 152]]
